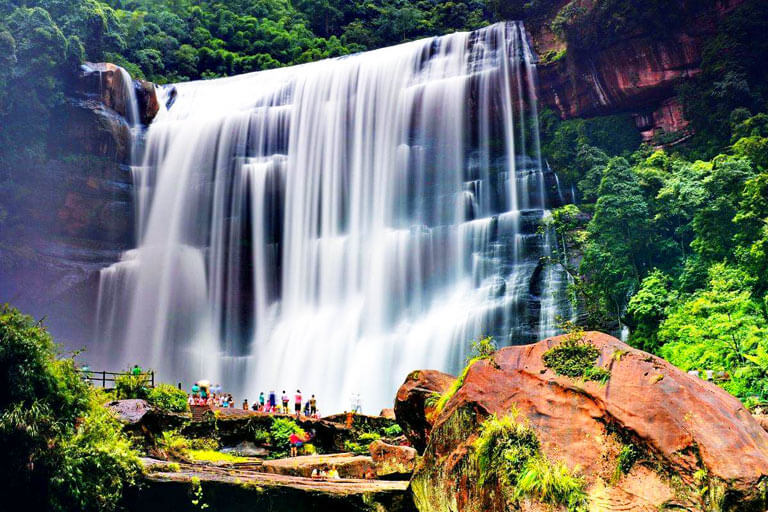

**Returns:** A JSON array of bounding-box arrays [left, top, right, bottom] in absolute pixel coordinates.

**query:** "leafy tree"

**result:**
[[625, 270, 676, 353], [0, 305, 140, 512], [580, 157, 653, 322], [659, 265, 768, 404]]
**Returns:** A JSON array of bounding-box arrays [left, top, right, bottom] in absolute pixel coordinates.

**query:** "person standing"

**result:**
[[243, 399, 249, 410], [259, 391, 265, 411], [289, 432, 302, 457], [281, 390, 289, 413], [294, 390, 302, 416], [269, 389, 277, 410], [310, 394, 317, 417]]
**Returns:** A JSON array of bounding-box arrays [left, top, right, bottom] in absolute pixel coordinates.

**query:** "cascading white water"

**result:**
[[96, 22, 573, 413]]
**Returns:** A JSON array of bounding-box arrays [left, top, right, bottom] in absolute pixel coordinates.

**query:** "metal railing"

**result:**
[[80, 369, 155, 389]]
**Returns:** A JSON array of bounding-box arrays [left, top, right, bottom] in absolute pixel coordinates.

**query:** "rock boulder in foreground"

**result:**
[[409, 332, 768, 512]]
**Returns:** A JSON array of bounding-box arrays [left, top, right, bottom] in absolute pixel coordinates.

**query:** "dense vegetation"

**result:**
[[542, 0, 768, 406], [0, 305, 140, 512]]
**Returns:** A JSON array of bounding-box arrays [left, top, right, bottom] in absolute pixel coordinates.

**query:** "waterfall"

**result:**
[[95, 22, 573, 413]]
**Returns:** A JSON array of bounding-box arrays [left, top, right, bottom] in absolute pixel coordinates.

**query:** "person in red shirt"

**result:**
[[289, 432, 304, 457], [295, 389, 302, 417]]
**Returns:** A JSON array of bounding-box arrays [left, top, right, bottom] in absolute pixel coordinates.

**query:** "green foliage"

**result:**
[[626, 270, 677, 353], [147, 383, 188, 412], [659, 264, 768, 403], [542, 325, 610, 384], [515, 456, 588, 512], [677, 0, 768, 159], [434, 356, 479, 414], [551, 0, 712, 52], [114, 372, 149, 400], [345, 432, 380, 455], [468, 335, 496, 361], [612, 443, 639, 482], [0, 305, 140, 512], [187, 449, 250, 463], [158, 430, 189, 459], [269, 417, 305, 458], [383, 423, 403, 437], [473, 413, 587, 511]]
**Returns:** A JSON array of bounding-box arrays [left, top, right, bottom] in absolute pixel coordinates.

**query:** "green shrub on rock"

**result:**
[[147, 383, 188, 413], [115, 372, 149, 400], [0, 305, 140, 512], [345, 432, 381, 454], [473, 413, 588, 512], [543, 326, 610, 384]]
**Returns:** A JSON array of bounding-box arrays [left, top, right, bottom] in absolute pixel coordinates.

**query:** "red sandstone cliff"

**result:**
[[529, 0, 746, 142]]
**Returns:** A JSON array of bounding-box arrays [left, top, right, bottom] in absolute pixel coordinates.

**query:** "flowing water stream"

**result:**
[[95, 22, 573, 412]]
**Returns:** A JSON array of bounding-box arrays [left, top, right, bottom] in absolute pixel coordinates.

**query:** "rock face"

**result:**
[[411, 332, 768, 512], [394, 370, 455, 453], [530, 0, 745, 141], [135, 457, 415, 512], [0, 62, 158, 349], [369, 440, 417, 479]]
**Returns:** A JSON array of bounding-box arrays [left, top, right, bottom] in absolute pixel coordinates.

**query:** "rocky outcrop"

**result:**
[[261, 454, 375, 479], [181, 410, 355, 453], [369, 440, 417, 479], [411, 332, 768, 512], [78, 62, 158, 126], [0, 62, 158, 348], [134, 458, 415, 512], [530, 0, 745, 140], [106, 399, 189, 440], [394, 370, 455, 453]]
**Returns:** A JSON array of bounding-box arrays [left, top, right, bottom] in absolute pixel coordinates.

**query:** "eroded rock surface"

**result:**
[[261, 453, 375, 479], [412, 332, 768, 512], [394, 370, 455, 453], [135, 457, 415, 512], [369, 440, 417, 479]]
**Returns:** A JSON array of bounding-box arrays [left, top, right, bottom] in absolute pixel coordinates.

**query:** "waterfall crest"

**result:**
[[96, 22, 573, 412]]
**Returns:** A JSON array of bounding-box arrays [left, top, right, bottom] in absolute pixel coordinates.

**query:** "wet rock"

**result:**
[[394, 370, 455, 453], [380, 408, 396, 420], [134, 79, 159, 125], [412, 332, 768, 512], [78, 62, 159, 126], [368, 440, 417, 479]]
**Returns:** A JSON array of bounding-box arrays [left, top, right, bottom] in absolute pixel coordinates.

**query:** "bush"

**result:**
[[515, 456, 588, 511], [147, 384, 188, 412], [383, 424, 403, 437], [345, 432, 381, 455], [158, 430, 189, 460], [0, 305, 140, 512], [114, 373, 149, 400], [542, 326, 611, 384], [473, 413, 587, 512], [269, 417, 305, 458]]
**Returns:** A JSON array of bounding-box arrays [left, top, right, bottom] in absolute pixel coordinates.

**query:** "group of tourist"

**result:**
[[187, 381, 235, 407], [249, 389, 319, 418], [188, 382, 320, 418]]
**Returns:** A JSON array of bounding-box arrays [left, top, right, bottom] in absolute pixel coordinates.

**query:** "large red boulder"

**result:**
[[412, 332, 768, 512], [394, 370, 455, 453]]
